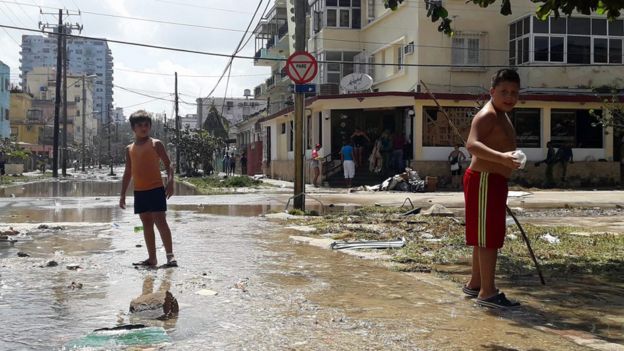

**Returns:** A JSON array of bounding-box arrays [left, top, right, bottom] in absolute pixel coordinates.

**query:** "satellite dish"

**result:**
[[340, 73, 373, 93]]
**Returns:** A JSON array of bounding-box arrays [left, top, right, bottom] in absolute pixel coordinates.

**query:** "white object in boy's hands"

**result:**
[[511, 149, 527, 169]]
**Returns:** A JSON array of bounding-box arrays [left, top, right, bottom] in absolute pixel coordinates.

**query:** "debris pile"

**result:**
[[364, 169, 427, 193]]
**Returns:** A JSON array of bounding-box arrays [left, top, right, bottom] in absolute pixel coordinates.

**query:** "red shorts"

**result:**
[[463, 168, 508, 249]]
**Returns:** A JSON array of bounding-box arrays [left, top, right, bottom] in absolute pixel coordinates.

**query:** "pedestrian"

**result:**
[[119, 110, 177, 268], [380, 130, 392, 176], [222, 153, 230, 176], [230, 153, 236, 175], [536, 141, 556, 187], [368, 137, 383, 174], [556, 143, 573, 182], [391, 132, 406, 173], [462, 69, 522, 309], [448, 144, 467, 189], [351, 128, 370, 168], [340, 138, 355, 188], [310, 144, 322, 187], [403, 135, 413, 169], [240, 152, 248, 176]]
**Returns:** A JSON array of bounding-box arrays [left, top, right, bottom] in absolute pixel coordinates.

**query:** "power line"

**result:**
[[153, 0, 254, 15], [3, 23, 624, 68], [0, 0, 250, 33]]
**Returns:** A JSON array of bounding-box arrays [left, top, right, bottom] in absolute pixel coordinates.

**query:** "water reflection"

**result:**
[[128, 271, 179, 328], [0, 180, 199, 197]]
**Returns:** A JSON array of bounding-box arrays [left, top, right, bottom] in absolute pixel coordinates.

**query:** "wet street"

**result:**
[[0, 180, 610, 350]]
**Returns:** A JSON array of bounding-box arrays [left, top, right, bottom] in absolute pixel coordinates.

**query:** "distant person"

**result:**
[[240, 153, 248, 175], [392, 132, 406, 173], [340, 139, 355, 188], [556, 143, 573, 182], [463, 69, 522, 309], [380, 130, 392, 176], [230, 153, 236, 175], [403, 135, 413, 168], [351, 128, 370, 168], [536, 141, 556, 187], [448, 144, 467, 189], [222, 153, 231, 176], [368, 137, 383, 174], [119, 110, 177, 268], [310, 144, 321, 187]]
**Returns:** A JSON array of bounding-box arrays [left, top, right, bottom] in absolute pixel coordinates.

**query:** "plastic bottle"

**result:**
[[512, 149, 527, 169]]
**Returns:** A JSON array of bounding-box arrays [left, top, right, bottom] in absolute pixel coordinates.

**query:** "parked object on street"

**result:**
[[331, 237, 406, 250]]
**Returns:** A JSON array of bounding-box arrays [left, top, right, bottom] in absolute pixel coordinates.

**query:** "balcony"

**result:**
[[266, 76, 275, 88], [253, 48, 284, 67]]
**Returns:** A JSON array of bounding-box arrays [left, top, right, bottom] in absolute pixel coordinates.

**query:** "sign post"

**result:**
[[286, 47, 318, 210]]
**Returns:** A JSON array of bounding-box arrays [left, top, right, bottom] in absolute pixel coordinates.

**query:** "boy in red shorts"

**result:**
[[462, 69, 521, 309]]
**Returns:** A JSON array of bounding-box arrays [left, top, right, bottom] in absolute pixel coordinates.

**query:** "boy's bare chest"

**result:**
[[485, 116, 516, 150]]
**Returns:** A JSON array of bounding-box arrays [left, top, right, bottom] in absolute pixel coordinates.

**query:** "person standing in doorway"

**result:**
[[556, 143, 573, 182], [351, 128, 370, 168], [536, 142, 557, 188], [380, 130, 392, 176], [120, 110, 177, 268], [340, 139, 355, 188], [462, 69, 521, 309], [310, 144, 322, 187], [448, 144, 467, 189], [392, 132, 406, 173]]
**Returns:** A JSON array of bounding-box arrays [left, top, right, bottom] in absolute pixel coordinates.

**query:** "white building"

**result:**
[[180, 114, 198, 130], [112, 107, 125, 124], [196, 97, 267, 129], [20, 31, 114, 120]]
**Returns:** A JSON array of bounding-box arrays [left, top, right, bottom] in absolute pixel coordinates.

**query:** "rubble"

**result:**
[[365, 168, 427, 193], [421, 204, 454, 217]]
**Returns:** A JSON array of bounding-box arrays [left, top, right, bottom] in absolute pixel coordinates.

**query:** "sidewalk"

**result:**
[[260, 178, 624, 208]]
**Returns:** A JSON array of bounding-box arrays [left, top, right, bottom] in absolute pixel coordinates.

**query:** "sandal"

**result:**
[[162, 260, 178, 268], [476, 292, 520, 310], [462, 286, 499, 298], [132, 259, 156, 267]]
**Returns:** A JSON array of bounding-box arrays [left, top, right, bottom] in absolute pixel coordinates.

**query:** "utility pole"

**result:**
[[107, 104, 114, 176], [42, 9, 63, 178], [293, 0, 306, 210], [40, 9, 81, 177], [61, 29, 68, 176], [81, 74, 86, 172], [174, 72, 180, 174]]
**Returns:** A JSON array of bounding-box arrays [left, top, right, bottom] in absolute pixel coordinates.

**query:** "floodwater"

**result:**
[[0, 183, 608, 350]]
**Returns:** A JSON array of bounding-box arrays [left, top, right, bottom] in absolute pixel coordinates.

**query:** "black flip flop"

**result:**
[[161, 260, 178, 268], [132, 259, 156, 267], [476, 292, 520, 310]]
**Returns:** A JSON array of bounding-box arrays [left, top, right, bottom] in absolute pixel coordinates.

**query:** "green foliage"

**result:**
[[590, 87, 624, 129], [202, 104, 229, 140], [0, 138, 31, 162], [184, 175, 262, 191], [391, 0, 624, 36], [168, 126, 225, 175]]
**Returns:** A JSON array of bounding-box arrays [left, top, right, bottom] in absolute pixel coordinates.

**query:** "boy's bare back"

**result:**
[[467, 101, 517, 178]]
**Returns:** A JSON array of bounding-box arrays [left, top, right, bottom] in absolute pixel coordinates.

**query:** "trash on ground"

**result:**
[[66, 264, 81, 270], [195, 289, 218, 296], [331, 237, 406, 250], [401, 207, 422, 216], [421, 204, 454, 217], [45, 260, 58, 267], [68, 282, 83, 290], [65, 325, 170, 348], [365, 168, 427, 193], [17, 251, 30, 257], [540, 233, 561, 244], [133, 226, 144, 233]]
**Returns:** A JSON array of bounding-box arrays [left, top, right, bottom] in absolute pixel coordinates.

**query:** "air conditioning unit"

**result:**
[[404, 42, 415, 55]]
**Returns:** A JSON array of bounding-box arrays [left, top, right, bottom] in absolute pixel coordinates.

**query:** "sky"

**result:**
[[0, 0, 272, 117]]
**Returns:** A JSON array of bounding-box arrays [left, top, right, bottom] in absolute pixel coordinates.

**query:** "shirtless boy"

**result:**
[[462, 69, 521, 309]]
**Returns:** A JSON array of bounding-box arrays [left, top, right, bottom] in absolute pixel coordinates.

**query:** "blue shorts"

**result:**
[[134, 187, 167, 214]]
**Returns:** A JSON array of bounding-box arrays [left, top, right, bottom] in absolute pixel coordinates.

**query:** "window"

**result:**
[[423, 107, 474, 146], [367, 0, 375, 23], [325, 0, 361, 29], [396, 45, 404, 71], [510, 109, 541, 147], [307, 115, 313, 149], [320, 51, 358, 84], [513, 15, 623, 65], [452, 36, 481, 65], [551, 109, 603, 148], [318, 112, 323, 147], [281, 122, 286, 134]]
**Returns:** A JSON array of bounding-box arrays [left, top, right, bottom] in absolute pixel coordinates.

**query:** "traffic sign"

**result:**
[[294, 84, 316, 93], [286, 51, 318, 85]]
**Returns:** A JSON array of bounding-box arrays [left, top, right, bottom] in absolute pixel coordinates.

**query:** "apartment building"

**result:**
[[255, 0, 623, 186], [22, 67, 97, 147], [0, 61, 10, 138], [20, 33, 114, 118]]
